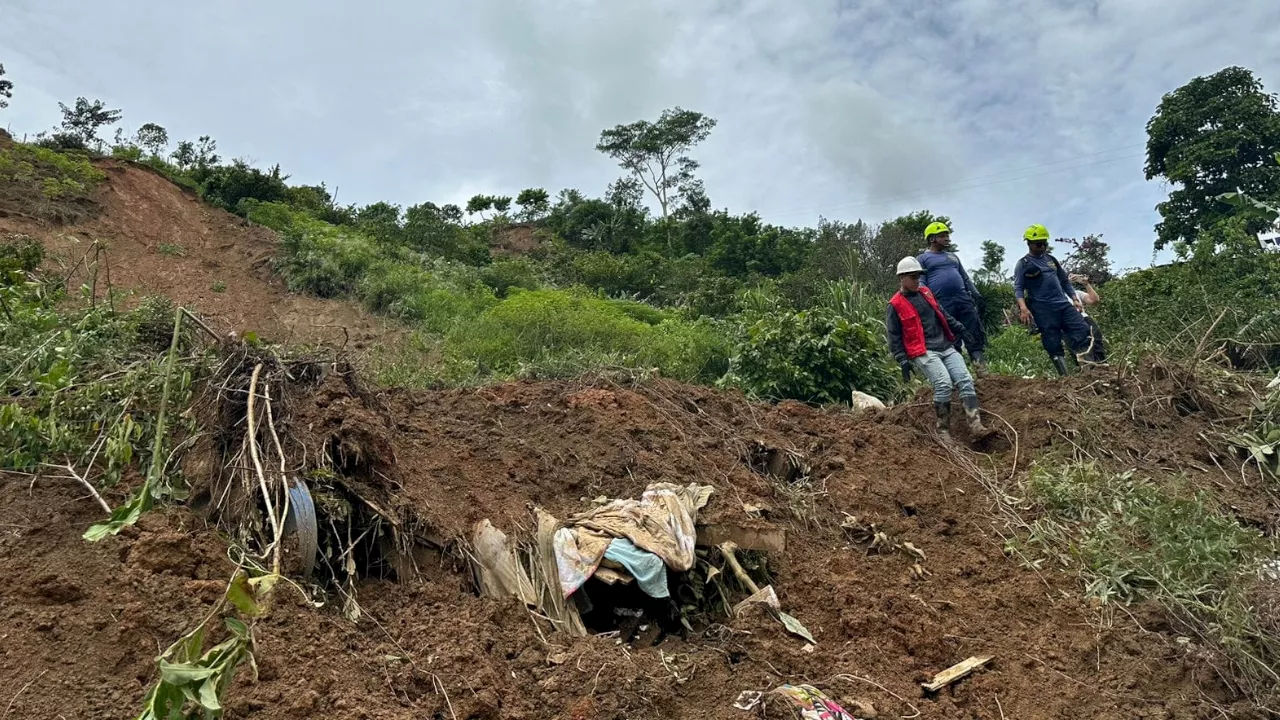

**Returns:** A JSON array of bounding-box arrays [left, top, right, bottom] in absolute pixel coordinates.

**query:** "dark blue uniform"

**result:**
[[1013, 253, 1091, 359], [917, 250, 985, 358]]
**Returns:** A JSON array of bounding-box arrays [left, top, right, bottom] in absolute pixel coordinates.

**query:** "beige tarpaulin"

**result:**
[[554, 482, 713, 597], [471, 515, 588, 637], [471, 519, 536, 606]]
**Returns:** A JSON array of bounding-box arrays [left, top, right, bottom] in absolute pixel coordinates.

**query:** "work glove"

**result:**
[[900, 361, 912, 383]]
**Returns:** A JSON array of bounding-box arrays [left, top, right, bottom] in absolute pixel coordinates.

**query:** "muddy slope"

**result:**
[[0, 158, 394, 349], [3, 369, 1264, 720]]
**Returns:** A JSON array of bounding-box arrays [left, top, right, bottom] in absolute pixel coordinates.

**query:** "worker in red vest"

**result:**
[[886, 256, 986, 439]]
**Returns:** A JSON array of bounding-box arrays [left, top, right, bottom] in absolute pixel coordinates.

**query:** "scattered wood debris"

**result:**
[[922, 656, 993, 693]]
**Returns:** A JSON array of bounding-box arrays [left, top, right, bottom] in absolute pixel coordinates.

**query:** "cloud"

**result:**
[[2, 0, 1279, 269]]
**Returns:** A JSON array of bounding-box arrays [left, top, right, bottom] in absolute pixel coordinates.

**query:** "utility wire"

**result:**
[[757, 144, 1147, 221]]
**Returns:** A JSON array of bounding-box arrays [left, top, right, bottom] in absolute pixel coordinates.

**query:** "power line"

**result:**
[[756, 144, 1147, 220]]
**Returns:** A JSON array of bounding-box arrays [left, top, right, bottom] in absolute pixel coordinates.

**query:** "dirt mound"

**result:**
[[7, 366, 1269, 720], [0, 159, 396, 349], [490, 222, 542, 256]]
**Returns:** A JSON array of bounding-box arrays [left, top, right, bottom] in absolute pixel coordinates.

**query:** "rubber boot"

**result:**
[[971, 350, 988, 376], [1051, 356, 1068, 376], [933, 402, 952, 440], [963, 396, 986, 434]]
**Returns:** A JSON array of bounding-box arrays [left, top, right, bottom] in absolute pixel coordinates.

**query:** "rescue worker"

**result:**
[[1069, 273, 1106, 363], [886, 256, 985, 440], [1013, 224, 1093, 376], [916, 222, 987, 371]]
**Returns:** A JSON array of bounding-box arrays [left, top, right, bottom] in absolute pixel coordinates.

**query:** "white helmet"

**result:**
[[896, 256, 923, 275]]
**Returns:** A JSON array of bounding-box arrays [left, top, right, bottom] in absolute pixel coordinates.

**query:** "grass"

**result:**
[[1017, 456, 1280, 709], [0, 143, 105, 222], [159, 243, 186, 257], [986, 325, 1056, 378], [212, 280, 227, 293]]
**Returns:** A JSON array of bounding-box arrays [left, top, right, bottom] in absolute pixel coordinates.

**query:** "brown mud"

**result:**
[[4, 368, 1272, 720], [0, 155, 396, 349]]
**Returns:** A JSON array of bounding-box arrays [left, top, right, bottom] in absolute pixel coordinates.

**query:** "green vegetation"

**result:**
[[1018, 457, 1279, 705], [5, 64, 1280, 402], [159, 243, 186, 257], [0, 238, 205, 502], [0, 143, 105, 221]]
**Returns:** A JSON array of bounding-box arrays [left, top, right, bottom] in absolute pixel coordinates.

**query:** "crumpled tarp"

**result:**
[[772, 684, 858, 720], [472, 516, 587, 637], [553, 482, 713, 597], [472, 519, 536, 605], [604, 538, 669, 598]]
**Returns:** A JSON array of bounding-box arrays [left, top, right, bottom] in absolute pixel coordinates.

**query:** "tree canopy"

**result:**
[[596, 107, 717, 247], [58, 97, 123, 148], [1145, 66, 1280, 251], [0, 63, 13, 111]]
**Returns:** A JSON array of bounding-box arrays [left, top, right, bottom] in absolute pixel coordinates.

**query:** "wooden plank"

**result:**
[[922, 656, 993, 692], [697, 524, 786, 553]]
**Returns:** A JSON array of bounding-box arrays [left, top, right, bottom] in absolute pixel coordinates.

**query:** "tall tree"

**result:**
[[882, 210, 952, 250], [1055, 234, 1114, 284], [515, 188, 550, 222], [0, 63, 13, 111], [1145, 66, 1280, 250], [134, 123, 169, 157], [975, 239, 1007, 283], [58, 97, 123, 149], [596, 107, 717, 248]]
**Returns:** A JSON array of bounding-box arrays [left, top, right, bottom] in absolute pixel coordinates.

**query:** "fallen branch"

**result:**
[[246, 363, 283, 574], [180, 307, 221, 342], [55, 463, 111, 513]]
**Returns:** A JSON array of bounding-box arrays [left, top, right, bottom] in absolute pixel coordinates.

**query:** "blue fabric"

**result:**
[[1013, 254, 1073, 306], [1030, 302, 1092, 358], [938, 295, 986, 355], [603, 538, 669, 598], [911, 347, 977, 404], [917, 251, 975, 301]]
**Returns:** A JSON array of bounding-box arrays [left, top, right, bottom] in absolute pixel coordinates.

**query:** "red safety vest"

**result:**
[[889, 287, 954, 359]]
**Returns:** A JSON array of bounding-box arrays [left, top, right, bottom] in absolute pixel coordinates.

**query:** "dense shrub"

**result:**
[[444, 289, 728, 382], [975, 279, 1015, 337], [0, 144, 105, 200], [197, 161, 289, 215], [356, 259, 495, 334], [479, 256, 544, 297], [1097, 224, 1280, 367], [723, 306, 897, 404], [275, 219, 380, 298]]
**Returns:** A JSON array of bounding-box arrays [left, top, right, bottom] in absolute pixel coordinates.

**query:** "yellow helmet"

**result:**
[[1023, 224, 1050, 242], [924, 221, 951, 240]]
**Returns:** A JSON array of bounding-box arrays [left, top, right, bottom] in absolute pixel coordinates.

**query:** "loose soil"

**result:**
[[0, 156, 396, 349], [4, 367, 1273, 720], [1, 146, 1275, 719]]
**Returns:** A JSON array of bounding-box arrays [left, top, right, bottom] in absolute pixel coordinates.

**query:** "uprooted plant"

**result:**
[[135, 568, 278, 720], [0, 241, 212, 533]]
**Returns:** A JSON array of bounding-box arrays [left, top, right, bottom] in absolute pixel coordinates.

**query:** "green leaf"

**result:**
[[197, 679, 223, 711], [83, 486, 150, 541], [225, 571, 259, 617], [776, 610, 816, 644], [158, 659, 218, 685]]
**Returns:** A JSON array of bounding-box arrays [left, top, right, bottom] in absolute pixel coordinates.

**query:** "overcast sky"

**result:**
[[4, 1, 1280, 271]]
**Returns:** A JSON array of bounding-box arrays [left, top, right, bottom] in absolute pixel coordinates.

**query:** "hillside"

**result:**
[[0, 145, 395, 349], [0, 145, 1277, 720]]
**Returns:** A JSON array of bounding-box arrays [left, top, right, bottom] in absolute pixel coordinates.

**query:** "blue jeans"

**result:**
[[912, 347, 977, 404], [1029, 302, 1092, 358]]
